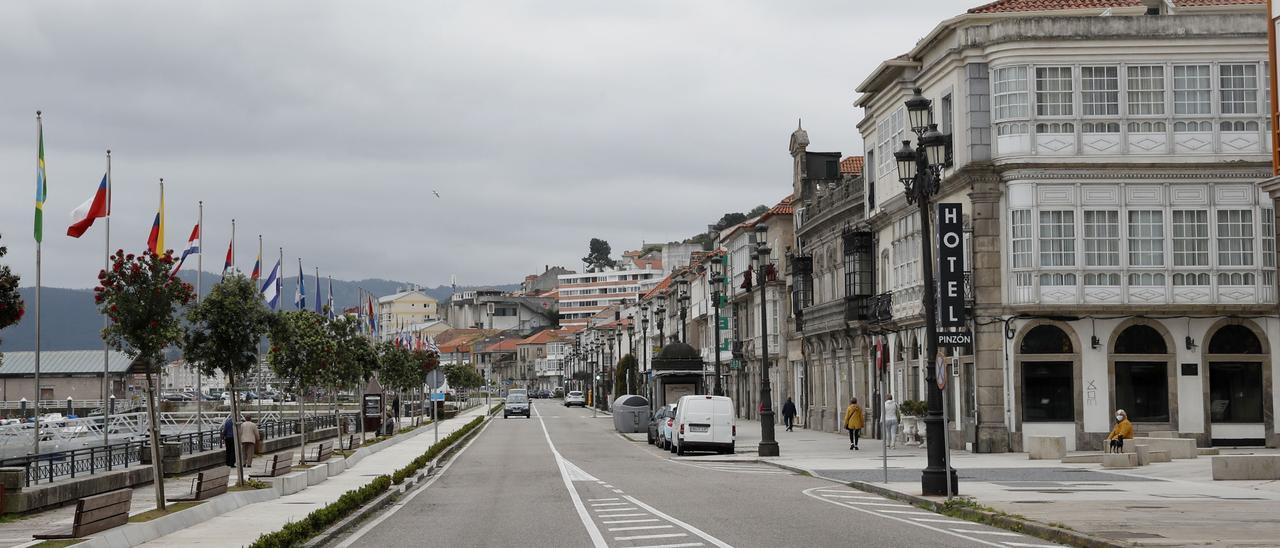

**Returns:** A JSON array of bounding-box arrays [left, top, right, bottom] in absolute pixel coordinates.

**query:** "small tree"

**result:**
[[378, 343, 421, 429], [613, 354, 639, 397], [0, 235, 23, 351], [328, 316, 374, 426], [444, 362, 483, 390], [268, 311, 333, 454], [95, 249, 195, 510], [184, 273, 270, 484], [582, 238, 617, 272]]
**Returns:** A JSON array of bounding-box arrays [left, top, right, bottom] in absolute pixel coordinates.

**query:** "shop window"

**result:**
[[1115, 361, 1170, 422], [1022, 361, 1073, 422], [1209, 363, 1264, 423], [1208, 325, 1263, 354], [1019, 325, 1074, 354]]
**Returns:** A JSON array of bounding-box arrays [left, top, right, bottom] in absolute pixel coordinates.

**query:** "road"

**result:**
[[340, 401, 1060, 548]]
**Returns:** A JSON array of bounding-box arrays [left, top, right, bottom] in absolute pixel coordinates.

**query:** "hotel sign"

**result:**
[[936, 203, 966, 328]]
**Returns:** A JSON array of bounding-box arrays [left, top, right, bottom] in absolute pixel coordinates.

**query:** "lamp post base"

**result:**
[[758, 409, 780, 457], [921, 467, 958, 497], [757, 441, 780, 457]]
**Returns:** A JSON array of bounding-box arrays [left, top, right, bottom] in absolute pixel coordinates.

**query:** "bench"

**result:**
[[341, 434, 360, 451], [33, 488, 133, 540], [305, 441, 334, 463], [1212, 454, 1280, 480], [249, 450, 294, 478], [1028, 436, 1066, 460], [1123, 437, 1197, 459], [169, 466, 230, 502]]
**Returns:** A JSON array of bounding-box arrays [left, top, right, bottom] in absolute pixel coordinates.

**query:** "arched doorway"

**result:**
[[1015, 322, 1082, 448], [1205, 322, 1269, 446], [1110, 323, 1176, 429]]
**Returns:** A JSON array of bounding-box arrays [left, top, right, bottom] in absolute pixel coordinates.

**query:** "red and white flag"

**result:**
[[67, 174, 109, 238]]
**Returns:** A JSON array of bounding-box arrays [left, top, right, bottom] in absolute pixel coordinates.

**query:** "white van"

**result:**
[[672, 395, 735, 455]]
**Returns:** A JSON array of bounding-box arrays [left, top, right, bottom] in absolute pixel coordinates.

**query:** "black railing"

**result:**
[[867, 293, 893, 324], [3, 412, 355, 487]]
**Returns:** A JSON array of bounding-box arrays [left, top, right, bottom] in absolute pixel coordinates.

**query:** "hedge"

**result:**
[[249, 414, 490, 548]]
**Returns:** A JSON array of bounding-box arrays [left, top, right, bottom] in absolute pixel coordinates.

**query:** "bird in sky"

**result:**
[[432, 190, 441, 198]]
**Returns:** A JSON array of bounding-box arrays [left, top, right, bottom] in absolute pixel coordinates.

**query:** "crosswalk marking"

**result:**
[[599, 513, 648, 518], [588, 498, 620, 502], [602, 518, 660, 524], [608, 525, 675, 532], [614, 533, 688, 541], [595, 507, 640, 513], [592, 502, 630, 507], [949, 529, 1022, 537], [630, 543, 704, 548]]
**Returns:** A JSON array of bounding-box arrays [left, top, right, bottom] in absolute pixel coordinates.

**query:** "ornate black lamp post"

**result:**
[[753, 224, 780, 457], [893, 87, 957, 496], [677, 278, 690, 343], [655, 294, 667, 347], [710, 256, 725, 396], [641, 306, 651, 407], [626, 316, 635, 394]]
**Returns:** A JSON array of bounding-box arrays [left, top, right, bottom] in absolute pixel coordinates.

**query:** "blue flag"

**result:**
[[314, 273, 322, 315], [295, 260, 306, 310], [261, 260, 281, 310]]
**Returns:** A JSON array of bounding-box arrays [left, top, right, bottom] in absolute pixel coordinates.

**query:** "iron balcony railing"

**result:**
[[867, 293, 893, 324]]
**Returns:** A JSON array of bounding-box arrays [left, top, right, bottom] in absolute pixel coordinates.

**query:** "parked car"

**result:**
[[564, 390, 586, 407], [504, 392, 531, 419], [671, 395, 735, 455], [648, 403, 676, 446]]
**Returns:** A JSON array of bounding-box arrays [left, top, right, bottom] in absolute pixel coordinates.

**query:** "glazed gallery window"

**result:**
[[1263, 209, 1275, 268], [1219, 64, 1259, 115], [1127, 210, 1164, 267], [1011, 209, 1033, 268], [1115, 362, 1170, 423], [1082, 210, 1119, 266], [1080, 66, 1119, 116], [1127, 65, 1165, 116], [1173, 65, 1212, 115], [1171, 210, 1209, 267], [1035, 67, 1073, 117], [1217, 210, 1254, 266], [1038, 210, 1075, 267], [993, 66, 1029, 120]]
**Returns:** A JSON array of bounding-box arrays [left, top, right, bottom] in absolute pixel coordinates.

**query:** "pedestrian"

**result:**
[[1106, 409, 1133, 453], [844, 398, 864, 450], [222, 414, 237, 467], [882, 394, 899, 449], [240, 415, 261, 468], [781, 397, 797, 432]]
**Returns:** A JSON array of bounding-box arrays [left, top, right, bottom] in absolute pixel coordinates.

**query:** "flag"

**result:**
[[251, 251, 261, 282], [147, 185, 165, 254], [295, 261, 306, 310], [326, 278, 335, 320], [67, 173, 109, 238], [261, 260, 281, 310], [314, 273, 321, 315], [426, 336, 439, 354], [35, 116, 47, 243], [367, 296, 376, 335], [170, 224, 200, 275], [222, 239, 234, 274]]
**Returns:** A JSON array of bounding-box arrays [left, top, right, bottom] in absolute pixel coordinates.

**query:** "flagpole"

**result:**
[[256, 235, 264, 418], [33, 111, 43, 456], [196, 201, 203, 439], [103, 149, 112, 449]]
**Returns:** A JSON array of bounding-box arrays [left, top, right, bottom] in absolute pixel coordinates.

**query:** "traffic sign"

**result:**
[[936, 354, 947, 390]]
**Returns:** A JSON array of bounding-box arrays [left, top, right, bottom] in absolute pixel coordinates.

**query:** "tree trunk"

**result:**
[[229, 371, 245, 485], [144, 370, 167, 510]]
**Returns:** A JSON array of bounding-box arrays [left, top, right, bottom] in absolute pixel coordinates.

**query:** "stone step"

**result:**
[[1103, 452, 1140, 468], [1147, 430, 1179, 439], [1062, 453, 1105, 464]]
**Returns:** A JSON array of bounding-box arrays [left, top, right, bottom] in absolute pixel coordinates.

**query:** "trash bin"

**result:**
[[612, 395, 650, 433]]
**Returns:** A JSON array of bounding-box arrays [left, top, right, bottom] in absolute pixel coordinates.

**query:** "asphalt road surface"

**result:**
[[340, 401, 1060, 548]]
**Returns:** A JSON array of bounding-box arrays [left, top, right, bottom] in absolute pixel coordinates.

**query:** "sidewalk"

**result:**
[[682, 417, 1280, 546], [133, 404, 489, 547]]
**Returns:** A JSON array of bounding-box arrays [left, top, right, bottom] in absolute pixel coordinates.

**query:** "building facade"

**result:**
[[557, 269, 662, 327], [377, 289, 440, 339]]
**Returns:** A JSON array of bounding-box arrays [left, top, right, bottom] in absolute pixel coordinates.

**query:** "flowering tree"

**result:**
[[184, 274, 270, 484], [95, 249, 195, 510], [268, 311, 334, 454], [0, 235, 23, 351]]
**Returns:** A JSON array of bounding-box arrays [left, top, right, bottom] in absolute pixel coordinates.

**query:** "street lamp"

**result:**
[[641, 305, 651, 408], [626, 316, 635, 395], [677, 278, 690, 344], [656, 294, 667, 347], [710, 255, 725, 396], [753, 224, 780, 457], [893, 87, 957, 496]]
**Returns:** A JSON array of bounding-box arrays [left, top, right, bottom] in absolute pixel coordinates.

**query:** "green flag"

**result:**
[[34, 114, 46, 243]]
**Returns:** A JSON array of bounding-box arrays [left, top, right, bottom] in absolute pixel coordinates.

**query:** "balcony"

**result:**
[[866, 293, 893, 324], [891, 285, 923, 321], [1008, 270, 1277, 306]]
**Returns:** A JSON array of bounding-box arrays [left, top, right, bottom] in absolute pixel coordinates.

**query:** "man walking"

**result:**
[[240, 415, 261, 467], [882, 394, 899, 449], [781, 397, 797, 432], [843, 398, 864, 450], [222, 414, 237, 467]]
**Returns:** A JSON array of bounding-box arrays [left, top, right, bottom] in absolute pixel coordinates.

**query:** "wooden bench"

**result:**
[[169, 466, 230, 502], [33, 488, 133, 539], [305, 441, 334, 463], [341, 434, 360, 451], [249, 450, 294, 478]]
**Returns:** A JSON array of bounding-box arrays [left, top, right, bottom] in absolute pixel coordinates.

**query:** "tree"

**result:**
[[613, 354, 639, 397], [267, 311, 334, 455], [582, 238, 617, 272], [0, 235, 23, 351], [95, 249, 195, 510], [184, 273, 271, 484], [444, 362, 483, 390], [746, 204, 769, 218], [327, 316, 375, 404]]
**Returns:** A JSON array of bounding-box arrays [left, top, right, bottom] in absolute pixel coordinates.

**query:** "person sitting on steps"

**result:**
[[1105, 408, 1133, 453]]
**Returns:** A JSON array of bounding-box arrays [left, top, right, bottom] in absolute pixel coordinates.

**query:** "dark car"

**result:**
[[647, 405, 674, 445]]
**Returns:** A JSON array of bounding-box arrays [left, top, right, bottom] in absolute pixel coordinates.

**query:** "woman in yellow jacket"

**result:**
[[1106, 409, 1133, 453], [844, 398, 865, 450]]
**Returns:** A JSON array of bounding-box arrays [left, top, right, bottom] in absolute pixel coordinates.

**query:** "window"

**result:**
[[1217, 210, 1254, 266], [1022, 362, 1073, 422], [1036, 67, 1073, 116], [865, 150, 876, 209], [1263, 209, 1275, 268], [1171, 210, 1209, 267], [1210, 363, 1264, 423], [1083, 210, 1119, 266], [1038, 210, 1075, 267], [1127, 65, 1166, 116], [1115, 362, 1170, 422], [1081, 66, 1118, 116], [993, 66, 1029, 120], [1011, 209, 1033, 268], [1173, 65, 1211, 115], [1127, 210, 1164, 267], [1220, 64, 1259, 115]]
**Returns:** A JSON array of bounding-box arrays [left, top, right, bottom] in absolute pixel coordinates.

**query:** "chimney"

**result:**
[[1141, 0, 1163, 15]]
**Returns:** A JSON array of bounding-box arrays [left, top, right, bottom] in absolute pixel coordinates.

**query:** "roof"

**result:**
[[0, 351, 134, 376], [839, 156, 865, 176], [968, 0, 1260, 13], [765, 195, 795, 217], [519, 330, 561, 345], [378, 290, 438, 304], [641, 273, 675, 301]]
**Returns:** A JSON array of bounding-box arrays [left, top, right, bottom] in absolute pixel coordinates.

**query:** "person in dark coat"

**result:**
[[222, 415, 237, 467], [781, 397, 797, 432]]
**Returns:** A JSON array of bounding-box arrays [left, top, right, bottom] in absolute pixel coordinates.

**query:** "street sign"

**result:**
[[936, 331, 972, 348], [936, 353, 947, 390], [430, 392, 446, 401], [936, 203, 966, 328]]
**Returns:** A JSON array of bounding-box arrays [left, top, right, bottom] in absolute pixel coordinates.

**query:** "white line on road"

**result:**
[[802, 487, 1010, 548], [608, 525, 675, 532], [600, 513, 649, 518], [910, 518, 972, 525], [999, 543, 1062, 547], [591, 502, 631, 507], [630, 544, 704, 548], [534, 403, 610, 548], [949, 529, 1022, 537], [614, 533, 689, 541], [878, 510, 945, 516], [595, 508, 641, 513], [602, 519, 661, 524], [588, 498, 620, 502], [821, 494, 884, 500], [839, 501, 911, 508]]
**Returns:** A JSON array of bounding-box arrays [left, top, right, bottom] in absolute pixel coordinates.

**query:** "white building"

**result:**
[[557, 269, 663, 327]]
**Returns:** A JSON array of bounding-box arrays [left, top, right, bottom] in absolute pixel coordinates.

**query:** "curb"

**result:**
[[761, 461, 1127, 548]]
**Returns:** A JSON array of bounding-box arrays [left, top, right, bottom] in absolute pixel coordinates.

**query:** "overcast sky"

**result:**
[[0, 1, 966, 289]]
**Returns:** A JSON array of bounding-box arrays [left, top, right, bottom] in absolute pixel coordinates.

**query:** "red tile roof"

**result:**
[[768, 195, 795, 217], [968, 0, 1259, 13], [519, 330, 561, 345], [840, 156, 865, 176]]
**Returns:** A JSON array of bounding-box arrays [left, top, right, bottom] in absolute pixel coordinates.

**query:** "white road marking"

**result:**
[[950, 529, 1022, 537], [630, 544, 704, 548], [592, 502, 631, 507], [840, 501, 911, 508], [878, 510, 942, 516], [596, 507, 641, 513], [534, 404, 610, 548], [615, 533, 689, 541], [999, 543, 1061, 547], [602, 519, 661, 524], [588, 498, 620, 502], [600, 513, 650, 518], [911, 518, 972, 525], [612, 489, 625, 493], [803, 487, 1010, 548], [821, 494, 884, 500], [608, 525, 675, 531]]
